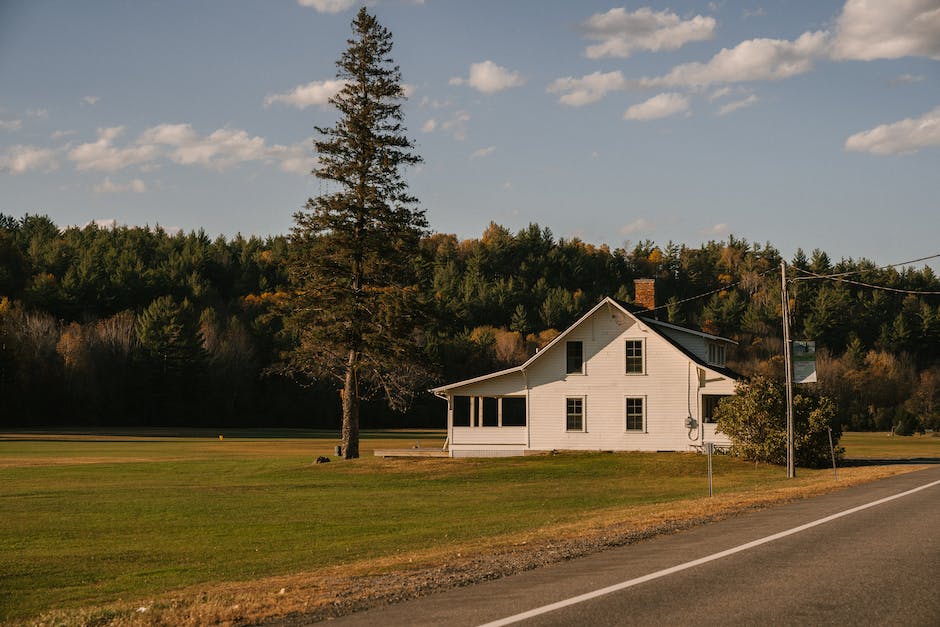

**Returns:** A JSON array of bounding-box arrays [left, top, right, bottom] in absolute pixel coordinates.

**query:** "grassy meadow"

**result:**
[[0, 429, 935, 624], [840, 431, 940, 459]]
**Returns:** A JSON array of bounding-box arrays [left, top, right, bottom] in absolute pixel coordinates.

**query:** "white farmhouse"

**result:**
[[431, 286, 739, 457]]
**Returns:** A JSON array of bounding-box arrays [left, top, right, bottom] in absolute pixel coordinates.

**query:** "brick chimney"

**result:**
[[634, 278, 656, 311]]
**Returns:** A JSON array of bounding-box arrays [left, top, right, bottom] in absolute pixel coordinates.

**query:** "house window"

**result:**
[[566, 397, 584, 431], [707, 342, 726, 366], [566, 341, 584, 374], [625, 397, 645, 432], [703, 395, 728, 424], [625, 339, 645, 374], [452, 396, 471, 427], [501, 397, 526, 426], [482, 397, 499, 427]]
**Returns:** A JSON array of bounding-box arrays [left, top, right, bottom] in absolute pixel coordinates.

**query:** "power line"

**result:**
[[644, 267, 779, 314], [790, 253, 940, 281], [638, 251, 940, 314], [791, 266, 940, 295]]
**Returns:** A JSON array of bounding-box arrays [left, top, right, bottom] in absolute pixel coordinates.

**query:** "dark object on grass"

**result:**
[[315, 456, 331, 464]]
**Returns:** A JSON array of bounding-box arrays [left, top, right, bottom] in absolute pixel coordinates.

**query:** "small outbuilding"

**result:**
[[432, 286, 739, 457]]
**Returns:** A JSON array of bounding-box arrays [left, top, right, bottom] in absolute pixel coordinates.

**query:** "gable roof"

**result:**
[[636, 317, 742, 381], [635, 316, 738, 345], [431, 297, 740, 394]]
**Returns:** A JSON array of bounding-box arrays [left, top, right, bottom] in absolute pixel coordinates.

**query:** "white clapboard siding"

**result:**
[[435, 298, 739, 455], [451, 426, 527, 445], [444, 371, 527, 397], [526, 308, 704, 451]]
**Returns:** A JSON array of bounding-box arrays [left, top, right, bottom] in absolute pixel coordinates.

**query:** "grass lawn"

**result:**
[[0, 429, 929, 624], [840, 431, 940, 459]]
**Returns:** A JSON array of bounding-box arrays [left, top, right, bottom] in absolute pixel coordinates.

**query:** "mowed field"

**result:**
[[1, 429, 935, 624], [840, 431, 940, 459]]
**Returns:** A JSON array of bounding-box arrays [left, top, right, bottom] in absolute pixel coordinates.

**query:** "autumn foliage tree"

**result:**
[[283, 8, 428, 458]]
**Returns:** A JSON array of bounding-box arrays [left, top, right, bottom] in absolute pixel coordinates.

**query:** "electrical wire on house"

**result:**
[[643, 266, 779, 316]]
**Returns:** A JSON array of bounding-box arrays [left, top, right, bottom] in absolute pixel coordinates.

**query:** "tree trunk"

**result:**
[[341, 349, 360, 459]]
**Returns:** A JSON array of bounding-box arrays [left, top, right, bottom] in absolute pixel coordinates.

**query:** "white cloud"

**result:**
[[624, 92, 690, 121], [401, 83, 417, 98], [297, 0, 357, 13], [0, 119, 22, 132], [707, 87, 734, 101], [176, 129, 265, 168], [138, 123, 199, 146], [418, 96, 453, 110], [27, 109, 48, 119], [581, 7, 716, 59], [68, 126, 159, 171], [0, 145, 60, 174], [701, 223, 730, 236], [717, 94, 759, 115], [93, 177, 147, 194], [469, 146, 495, 159], [422, 110, 470, 140], [85, 219, 119, 229], [51, 129, 76, 139], [82, 96, 100, 105], [268, 142, 311, 175], [831, 0, 940, 61], [547, 71, 627, 106], [450, 61, 525, 94], [67, 123, 310, 174], [264, 79, 348, 109], [639, 30, 829, 89], [890, 73, 926, 85], [844, 106, 940, 155], [162, 126, 310, 174], [620, 218, 655, 235]]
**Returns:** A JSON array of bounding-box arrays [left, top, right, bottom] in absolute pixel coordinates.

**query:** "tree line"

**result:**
[[1, 212, 938, 432]]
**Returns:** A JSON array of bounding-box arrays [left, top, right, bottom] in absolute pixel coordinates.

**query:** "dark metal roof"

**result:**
[[612, 298, 743, 380]]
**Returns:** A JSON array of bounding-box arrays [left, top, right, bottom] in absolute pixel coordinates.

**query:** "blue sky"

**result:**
[[1, 0, 938, 268]]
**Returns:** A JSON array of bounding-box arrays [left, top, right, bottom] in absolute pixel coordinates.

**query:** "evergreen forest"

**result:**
[[2, 213, 938, 432]]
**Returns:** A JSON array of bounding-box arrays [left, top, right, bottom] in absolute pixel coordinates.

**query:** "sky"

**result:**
[[1, 0, 939, 269]]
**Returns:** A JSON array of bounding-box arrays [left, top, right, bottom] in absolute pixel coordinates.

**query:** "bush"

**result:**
[[715, 376, 843, 468], [892, 408, 924, 436]]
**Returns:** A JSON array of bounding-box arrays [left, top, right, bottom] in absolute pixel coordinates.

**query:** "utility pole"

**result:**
[[780, 260, 795, 478]]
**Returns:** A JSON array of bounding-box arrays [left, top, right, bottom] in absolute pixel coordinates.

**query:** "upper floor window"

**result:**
[[625, 339, 645, 374], [566, 341, 584, 374], [707, 342, 726, 366]]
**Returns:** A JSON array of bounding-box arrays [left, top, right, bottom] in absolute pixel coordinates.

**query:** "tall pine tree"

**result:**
[[285, 8, 427, 458]]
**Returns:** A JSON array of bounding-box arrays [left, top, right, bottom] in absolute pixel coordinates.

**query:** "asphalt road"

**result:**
[[330, 466, 940, 627]]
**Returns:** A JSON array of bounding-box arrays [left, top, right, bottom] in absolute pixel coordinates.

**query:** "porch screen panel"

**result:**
[[501, 397, 526, 426], [452, 396, 471, 427], [482, 397, 499, 426]]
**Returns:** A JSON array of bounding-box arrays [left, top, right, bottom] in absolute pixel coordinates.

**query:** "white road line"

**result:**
[[478, 477, 940, 627]]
